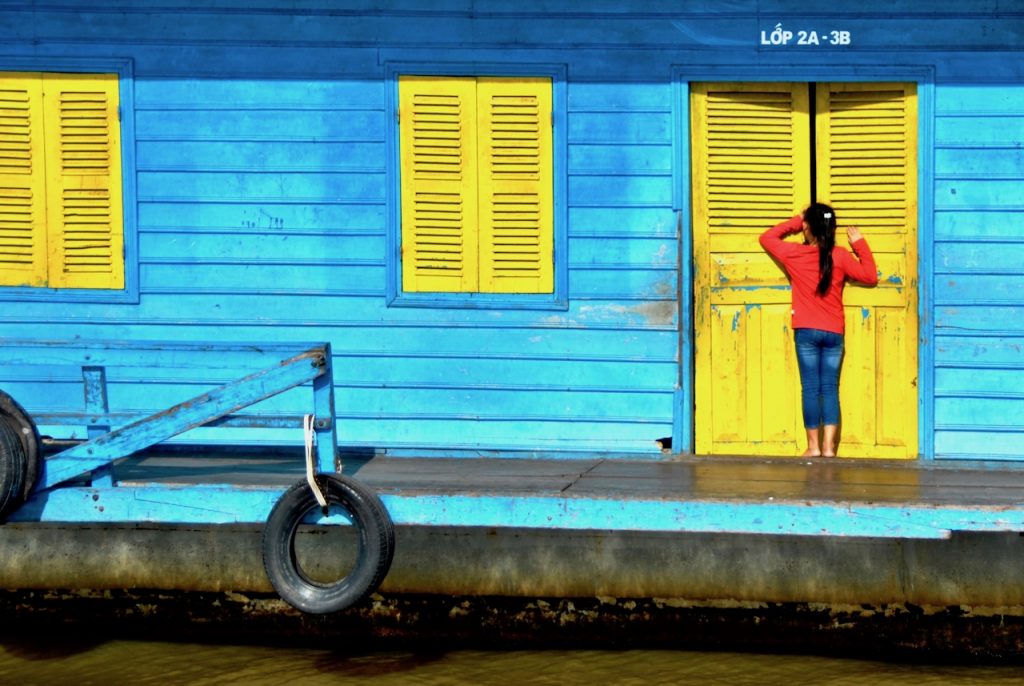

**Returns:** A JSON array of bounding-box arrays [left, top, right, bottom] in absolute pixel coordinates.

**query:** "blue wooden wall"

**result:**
[[0, 1, 1021, 459]]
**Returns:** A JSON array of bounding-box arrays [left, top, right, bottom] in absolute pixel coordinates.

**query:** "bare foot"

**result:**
[[821, 425, 838, 458], [802, 448, 821, 457]]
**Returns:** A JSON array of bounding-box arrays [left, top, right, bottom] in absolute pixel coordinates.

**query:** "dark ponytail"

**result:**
[[804, 203, 838, 297]]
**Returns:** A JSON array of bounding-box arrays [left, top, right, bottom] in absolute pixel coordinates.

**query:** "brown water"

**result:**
[[1, 638, 1023, 686]]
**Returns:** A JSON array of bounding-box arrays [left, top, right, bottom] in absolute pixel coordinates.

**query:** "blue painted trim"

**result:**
[[385, 292, 569, 310], [340, 447, 666, 461], [670, 73, 694, 453], [0, 56, 139, 304], [673, 65, 937, 85], [917, 76, 937, 461], [82, 366, 110, 440], [19, 484, 1024, 540], [671, 63, 936, 458], [671, 77, 688, 214], [384, 61, 569, 311], [384, 65, 401, 307], [670, 388, 685, 453]]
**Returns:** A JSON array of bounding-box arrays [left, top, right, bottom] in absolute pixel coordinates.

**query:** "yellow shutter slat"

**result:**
[[0, 73, 47, 286], [42, 72, 124, 289], [476, 77, 553, 294], [399, 76, 478, 292]]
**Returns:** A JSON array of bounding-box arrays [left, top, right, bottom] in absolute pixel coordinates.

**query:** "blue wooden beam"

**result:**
[[15, 484, 1024, 540], [313, 346, 338, 473], [33, 412, 314, 429], [39, 346, 330, 489]]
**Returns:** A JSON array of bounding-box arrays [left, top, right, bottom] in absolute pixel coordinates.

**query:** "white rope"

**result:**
[[304, 414, 328, 509]]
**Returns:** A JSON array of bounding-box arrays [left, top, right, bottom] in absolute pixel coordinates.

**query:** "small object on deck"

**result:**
[[262, 474, 396, 614]]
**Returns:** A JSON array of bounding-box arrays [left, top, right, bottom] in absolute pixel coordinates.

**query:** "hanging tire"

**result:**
[[0, 391, 41, 502], [262, 474, 395, 614], [0, 416, 27, 521]]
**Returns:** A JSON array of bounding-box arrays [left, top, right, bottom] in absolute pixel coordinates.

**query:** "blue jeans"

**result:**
[[794, 328, 844, 429]]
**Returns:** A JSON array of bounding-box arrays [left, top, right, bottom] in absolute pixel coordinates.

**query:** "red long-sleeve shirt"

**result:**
[[759, 215, 878, 334]]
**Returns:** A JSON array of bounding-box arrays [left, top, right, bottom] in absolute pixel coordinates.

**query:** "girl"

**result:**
[[759, 203, 878, 457]]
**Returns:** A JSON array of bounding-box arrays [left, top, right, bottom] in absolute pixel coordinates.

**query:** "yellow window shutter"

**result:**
[[0, 73, 48, 287], [475, 77, 553, 294], [398, 75, 479, 293], [42, 72, 124, 290]]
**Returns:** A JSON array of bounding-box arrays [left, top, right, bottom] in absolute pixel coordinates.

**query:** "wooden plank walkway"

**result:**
[[106, 450, 1024, 505], [10, 451, 1024, 538]]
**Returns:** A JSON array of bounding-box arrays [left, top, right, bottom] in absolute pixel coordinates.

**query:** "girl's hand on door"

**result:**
[[846, 226, 864, 244]]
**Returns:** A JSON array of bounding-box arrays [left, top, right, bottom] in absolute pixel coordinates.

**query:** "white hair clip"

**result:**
[[823, 212, 832, 219]]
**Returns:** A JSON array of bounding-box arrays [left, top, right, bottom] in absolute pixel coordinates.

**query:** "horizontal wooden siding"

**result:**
[[0, 2, 1023, 458]]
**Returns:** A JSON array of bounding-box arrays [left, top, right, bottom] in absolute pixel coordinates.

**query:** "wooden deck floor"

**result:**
[[12, 450, 1024, 538], [107, 451, 1024, 506]]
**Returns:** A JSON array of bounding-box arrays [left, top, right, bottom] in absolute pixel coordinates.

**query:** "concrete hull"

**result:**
[[3, 523, 1024, 610]]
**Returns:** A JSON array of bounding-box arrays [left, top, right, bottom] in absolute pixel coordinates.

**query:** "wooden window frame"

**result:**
[[0, 58, 138, 304], [385, 63, 568, 311]]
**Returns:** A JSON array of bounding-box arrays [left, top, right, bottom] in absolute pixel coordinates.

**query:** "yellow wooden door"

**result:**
[[691, 83, 811, 455], [816, 82, 918, 458], [692, 82, 918, 458]]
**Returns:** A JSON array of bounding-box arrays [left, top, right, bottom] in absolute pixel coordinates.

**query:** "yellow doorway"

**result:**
[[691, 82, 918, 458]]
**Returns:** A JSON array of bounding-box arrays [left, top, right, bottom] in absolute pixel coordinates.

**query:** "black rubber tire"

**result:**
[[0, 391, 41, 502], [262, 474, 395, 614], [0, 416, 27, 522]]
